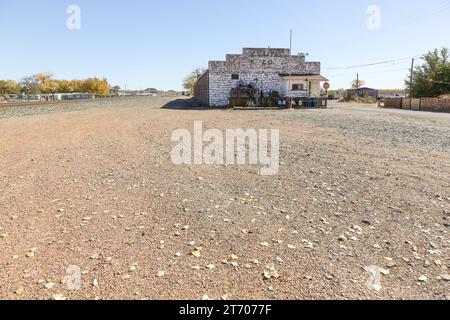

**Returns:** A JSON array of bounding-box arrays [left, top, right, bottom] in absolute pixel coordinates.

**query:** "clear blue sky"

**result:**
[[1, 0, 449, 90]]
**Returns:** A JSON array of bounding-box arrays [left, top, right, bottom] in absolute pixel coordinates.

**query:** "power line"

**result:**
[[415, 74, 450, 85], [315, 0, 450, 53], [323, 55, 422, 70], [389, 0, 450, 32], [326, 67, 411, 77], [325, 61, 410, 74]]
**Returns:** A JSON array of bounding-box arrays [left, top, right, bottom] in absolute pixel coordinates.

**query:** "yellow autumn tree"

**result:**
[[54, 80, 73, 93], [80, 78, 110, 96], [36, 73, 58, 94], [1, 74, 113, 96], [0, 80, 21, 94]]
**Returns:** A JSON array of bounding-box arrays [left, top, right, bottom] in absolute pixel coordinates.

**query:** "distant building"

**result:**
[[332, 89, 345, 100], [194, 48, 328, 106], [164, 90, 180, 96], [119, 89, 160, 96], [144, 88, 159, 94], [61, 93, 95, 100], [346, 87, 379, 100]]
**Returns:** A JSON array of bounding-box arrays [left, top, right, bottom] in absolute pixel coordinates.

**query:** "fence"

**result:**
[[384, 97, 450, 113]]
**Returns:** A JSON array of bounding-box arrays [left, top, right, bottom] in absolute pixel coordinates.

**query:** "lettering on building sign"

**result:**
[[247, 50, 289, 58], [248, 60, 274, 66], [262, 60, 274, 66]]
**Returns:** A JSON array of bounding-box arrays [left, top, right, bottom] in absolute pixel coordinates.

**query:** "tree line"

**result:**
[[406, 48, 450, 98], [0, 73, 112, 96]]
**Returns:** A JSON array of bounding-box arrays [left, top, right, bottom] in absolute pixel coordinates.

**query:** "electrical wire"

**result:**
[[327, 68, 411, 78], [323, 55, 422, 70], [314, 0, 450, 55], [389, 0, 450, 31], [415, 74, 450, 85]]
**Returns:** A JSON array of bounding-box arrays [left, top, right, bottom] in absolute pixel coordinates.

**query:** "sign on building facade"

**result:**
[[206, 48, 322, 106]]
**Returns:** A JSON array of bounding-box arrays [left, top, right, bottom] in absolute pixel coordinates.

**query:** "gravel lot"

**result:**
[[0, 97, 449, 300]]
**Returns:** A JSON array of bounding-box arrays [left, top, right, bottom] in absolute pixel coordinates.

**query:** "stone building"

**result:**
[[194, 48, 328, 106]]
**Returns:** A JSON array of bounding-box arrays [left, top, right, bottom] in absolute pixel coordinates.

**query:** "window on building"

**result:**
[[292, 84, 304, 91], [231, 74, 239, 80]]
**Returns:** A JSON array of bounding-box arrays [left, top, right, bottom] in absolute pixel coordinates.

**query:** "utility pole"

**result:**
[[356, 73, 359, 89], [409, 58, 415, 98]]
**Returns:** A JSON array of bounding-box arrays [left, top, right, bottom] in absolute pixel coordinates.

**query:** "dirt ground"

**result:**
[[0, 97, 449, 300]]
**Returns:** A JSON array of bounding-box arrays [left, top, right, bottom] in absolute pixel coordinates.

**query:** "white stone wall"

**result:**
[[208, 48, 321, 106], [310, 82, 321, 98]]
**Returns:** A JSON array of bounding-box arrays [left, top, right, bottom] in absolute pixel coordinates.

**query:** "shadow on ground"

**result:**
[[161, 98, 217, 110]]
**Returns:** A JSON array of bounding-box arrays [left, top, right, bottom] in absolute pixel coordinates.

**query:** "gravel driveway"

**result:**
[[0, 97, 449, 300]]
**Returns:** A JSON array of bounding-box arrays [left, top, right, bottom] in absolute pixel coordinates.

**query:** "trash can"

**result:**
[[313, 98, 322, 108]]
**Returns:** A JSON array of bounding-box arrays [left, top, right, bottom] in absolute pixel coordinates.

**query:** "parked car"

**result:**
[[385, 93, 404, 98]]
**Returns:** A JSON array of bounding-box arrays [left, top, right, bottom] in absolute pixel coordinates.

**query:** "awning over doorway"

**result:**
[[279, 75, 329, 81]]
